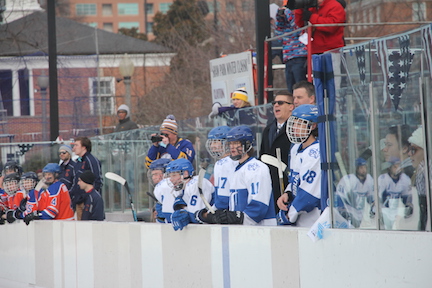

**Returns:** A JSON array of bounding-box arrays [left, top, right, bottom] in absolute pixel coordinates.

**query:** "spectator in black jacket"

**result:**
[[259, 91, 294, 212], [114, 104, 138, 132], [58, 144, 75, 191], [77, 170, 105, 221]]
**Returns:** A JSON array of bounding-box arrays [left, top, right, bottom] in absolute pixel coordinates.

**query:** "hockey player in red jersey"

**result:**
[[0, 173, 25, 224], [24, 163, 75, 225]]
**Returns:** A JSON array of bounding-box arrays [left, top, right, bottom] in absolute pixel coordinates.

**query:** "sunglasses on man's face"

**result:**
[[59, 151, 68, 155], [272, 100, 293, 106]]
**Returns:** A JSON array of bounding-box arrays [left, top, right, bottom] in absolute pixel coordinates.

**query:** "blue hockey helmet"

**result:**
[[286, 104, 318, 144], [3, 161, 23, 177], [206, 126, 231, 159], [226, 125, 254, 143], [42, 163, 61, 175], [207, 126, 231, 140], [166, 158, 194, 176], [355, 157, 367, 167], [149, 158, 171, 172], [226, 126, 254, 160]]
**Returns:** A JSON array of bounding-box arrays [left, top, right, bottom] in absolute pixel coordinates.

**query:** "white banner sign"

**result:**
[[209, 51, 255, 106]]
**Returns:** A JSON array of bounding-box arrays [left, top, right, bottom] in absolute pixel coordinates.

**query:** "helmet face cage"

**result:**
[[4, 179, 19, 195], [20, 178, 37, 193], [206, 139, 228, 159], [147, 168, 165, 187], [287, 115, 313, 144], [165, 170, 186, 192]]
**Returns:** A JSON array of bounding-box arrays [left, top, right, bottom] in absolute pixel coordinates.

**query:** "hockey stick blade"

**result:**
[[105, 172, 138, 222], [198, 168, 215, 214], [260, 154, 287, 172]]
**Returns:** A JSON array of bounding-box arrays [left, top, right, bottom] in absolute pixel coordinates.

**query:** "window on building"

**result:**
[[102, 4, 112, 16], [159, 3, 172, 13], [18, 69, 30, 116], [146, 3, 154, 14], [146, 22, 154, 34], [89, 77, 115, 115], [76, 4, 97, 16], [118, 3, 139, 15], [103, 22, 113, 32], [412, 2, 426, 21], [226, 2, 235, 12], [119, 22, 140, 30]]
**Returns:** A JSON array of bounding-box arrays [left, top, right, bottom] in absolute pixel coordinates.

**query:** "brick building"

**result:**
[[0, 10, 174, 142]]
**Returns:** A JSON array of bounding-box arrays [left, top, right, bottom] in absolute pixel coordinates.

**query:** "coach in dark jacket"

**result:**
[[260, 91, 294, 212]]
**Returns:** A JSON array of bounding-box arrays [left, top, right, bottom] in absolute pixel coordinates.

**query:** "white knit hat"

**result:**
[[160, 115, 178, 135], [117, 104, 130, 117], [408, 126, 424, 149]]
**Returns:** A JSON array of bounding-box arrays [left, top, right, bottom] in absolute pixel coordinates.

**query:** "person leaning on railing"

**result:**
[[294, 0, 346, 54]]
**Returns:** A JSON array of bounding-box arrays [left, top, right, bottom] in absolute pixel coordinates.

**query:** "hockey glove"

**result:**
[[18, 198, 27, 213], [404, 203, 414, 218], [24, 211, 40, 226], [6, 210, 16, 224], [171, 209, 190, 231], [173, 197, 187, 211], [195, 208, 223, 224], [155, 203, 165, 223], [276, 210, 293, 225], [219, 210, 244, 224]]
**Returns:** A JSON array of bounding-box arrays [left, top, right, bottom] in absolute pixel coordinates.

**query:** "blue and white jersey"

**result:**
[[182, 176, 214, 214], [154, 176, 214, 223], [213, 156, 237, 210], [378, 172, 411, 208], [336, 173, 374, 226], [228, 157, 276, 226], [287, 141, 321, 227], [154, 179, 174, 223]]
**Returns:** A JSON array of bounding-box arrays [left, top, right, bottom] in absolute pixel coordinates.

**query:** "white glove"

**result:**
[[35, 179, 48, 192], [208, 102, 222, 119]]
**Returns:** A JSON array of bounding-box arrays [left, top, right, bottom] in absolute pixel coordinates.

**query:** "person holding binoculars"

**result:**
[[145, 115, 196, 168]]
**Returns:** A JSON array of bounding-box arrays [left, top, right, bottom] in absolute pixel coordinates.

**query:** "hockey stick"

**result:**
[[146, 191, 160, 204], [105, 172, 138, 222], [198, 167, 215, 214], [275, 148, 285, 196], [261, 154, 287, 173]]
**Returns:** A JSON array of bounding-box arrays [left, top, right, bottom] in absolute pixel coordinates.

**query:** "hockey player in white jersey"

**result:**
[[276, 104, 321, 227], [378, 158, 412, 230], [196, 125, 276, 226], [335, 157, 374, 228], [206, 126, 238, 210], [165, 158, 214, 230], [149, 158, 171, 223]]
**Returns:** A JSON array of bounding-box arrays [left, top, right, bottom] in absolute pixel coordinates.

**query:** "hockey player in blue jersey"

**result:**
[[196, 125, 276, 226], [162, 159, 214, 230], [205, 126, 238, 210], [277, 104, 321, 227]]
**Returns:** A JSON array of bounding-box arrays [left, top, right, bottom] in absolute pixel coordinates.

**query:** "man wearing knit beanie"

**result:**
[[58, 144, 76, 190], [114, 104, 138, 132], [408, 126, 427, 230], [77, 170, 105, 221], [145, 114, 195, 168]]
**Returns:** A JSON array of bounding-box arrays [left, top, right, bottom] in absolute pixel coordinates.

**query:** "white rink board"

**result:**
[[1, 221, 432, 288]]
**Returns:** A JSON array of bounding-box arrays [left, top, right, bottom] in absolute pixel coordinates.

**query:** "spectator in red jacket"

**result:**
[[294, 0, 346, 54]]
